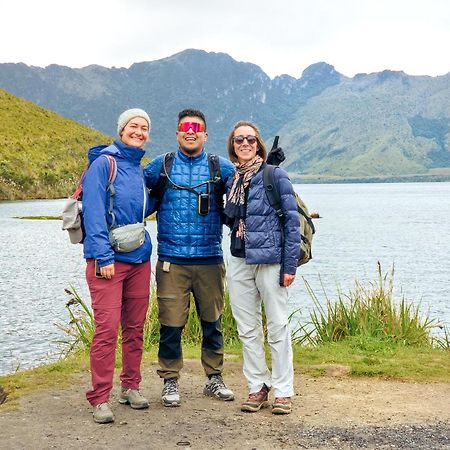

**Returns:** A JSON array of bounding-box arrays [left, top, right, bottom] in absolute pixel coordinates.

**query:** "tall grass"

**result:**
[[57, 285, 240, 355], [293, 263, 448, 348], [58, 264, 449, 356], [434, 325, 450, 349], [55, 288, 96, 355]]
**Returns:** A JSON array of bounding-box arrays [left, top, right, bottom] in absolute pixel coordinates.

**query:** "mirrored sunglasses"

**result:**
[[233, 135, 257, 145], [178, 122, 205, 133]]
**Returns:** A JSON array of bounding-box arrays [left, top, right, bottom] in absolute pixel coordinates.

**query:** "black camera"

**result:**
[[198, 192, 210, 215]]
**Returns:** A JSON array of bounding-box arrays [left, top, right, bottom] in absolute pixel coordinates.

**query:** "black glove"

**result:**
[[267, 146, 285, 166]]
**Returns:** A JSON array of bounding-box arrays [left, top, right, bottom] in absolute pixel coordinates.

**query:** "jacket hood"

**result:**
[[87, 144, 118, 163], [87, 141, 145, 164]]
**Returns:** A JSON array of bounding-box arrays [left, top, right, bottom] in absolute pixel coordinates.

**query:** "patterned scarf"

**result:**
[[224, 156, 264, 239]]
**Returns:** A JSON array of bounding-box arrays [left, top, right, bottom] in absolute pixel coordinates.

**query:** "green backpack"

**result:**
[[262, 164, 315, 266]]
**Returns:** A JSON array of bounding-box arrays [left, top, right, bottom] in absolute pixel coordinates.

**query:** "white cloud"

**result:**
[[0, 0, 448, 77]]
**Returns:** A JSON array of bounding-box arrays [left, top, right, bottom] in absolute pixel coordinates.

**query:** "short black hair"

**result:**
[[178, 109, 207, 129]]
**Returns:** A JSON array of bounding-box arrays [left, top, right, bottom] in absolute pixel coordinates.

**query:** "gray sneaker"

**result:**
[[161, 378, 181, 407], [119, 388, 149, 409], [203, 374, 234, 401], [93, 402, 114, 424]]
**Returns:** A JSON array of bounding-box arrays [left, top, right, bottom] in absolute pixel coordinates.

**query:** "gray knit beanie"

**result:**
[[117, 108, 151, 136]]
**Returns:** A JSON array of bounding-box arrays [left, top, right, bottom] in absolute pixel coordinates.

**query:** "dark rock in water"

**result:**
[[0, 385, 7, 404]]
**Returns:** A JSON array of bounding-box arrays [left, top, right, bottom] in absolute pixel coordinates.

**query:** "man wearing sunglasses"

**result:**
[[144, 109, 235, 407]]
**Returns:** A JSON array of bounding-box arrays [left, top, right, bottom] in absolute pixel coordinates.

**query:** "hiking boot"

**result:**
[[272, 397, 292, 415], [241, 384, 270, 412], [93, 402, 114, 424], [119, 388, 149, 409], [161, 378, 181, 407], [203, 374, 234, 401]]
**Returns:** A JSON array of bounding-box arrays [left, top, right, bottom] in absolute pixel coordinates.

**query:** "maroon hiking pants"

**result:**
[[85, 259, 150, 406]]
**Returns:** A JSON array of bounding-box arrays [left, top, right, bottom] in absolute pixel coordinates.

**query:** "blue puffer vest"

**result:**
[[227, 166, 301, 275], [144, 149, 235, 260]]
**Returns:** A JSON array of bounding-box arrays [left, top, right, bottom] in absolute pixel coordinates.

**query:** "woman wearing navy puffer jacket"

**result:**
[[82, 109, 155, 424], [224, 121, 300, 416]]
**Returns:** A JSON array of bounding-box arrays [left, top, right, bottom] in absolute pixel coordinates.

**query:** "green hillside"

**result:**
[[0, 90, 111, 200], [280, 71, 450, 180]]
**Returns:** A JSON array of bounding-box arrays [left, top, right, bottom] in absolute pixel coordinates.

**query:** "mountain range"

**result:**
[[0, 49, 449, 183]]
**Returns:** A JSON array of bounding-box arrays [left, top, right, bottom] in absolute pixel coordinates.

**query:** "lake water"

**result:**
[[1, 182, 449, 375]]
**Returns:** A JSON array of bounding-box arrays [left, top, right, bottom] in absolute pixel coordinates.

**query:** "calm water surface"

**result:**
[[1, 182, 449, 375]]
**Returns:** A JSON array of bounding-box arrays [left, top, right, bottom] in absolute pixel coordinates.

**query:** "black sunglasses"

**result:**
[[233, 135, 257, 145]]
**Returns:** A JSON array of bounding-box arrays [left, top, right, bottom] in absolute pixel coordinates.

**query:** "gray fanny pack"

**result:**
[[109, 222, 146, 253], [108, 179, 147, 253]]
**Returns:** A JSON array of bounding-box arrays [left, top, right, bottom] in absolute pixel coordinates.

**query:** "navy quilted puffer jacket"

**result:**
[[227, 166, 301, 275], [144, 149, 235, 260]]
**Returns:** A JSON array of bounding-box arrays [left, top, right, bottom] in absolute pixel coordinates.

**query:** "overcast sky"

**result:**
[[1, 0, 448, 78]]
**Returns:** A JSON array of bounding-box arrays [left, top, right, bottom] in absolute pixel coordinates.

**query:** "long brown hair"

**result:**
[[227, 121, 267, 163]]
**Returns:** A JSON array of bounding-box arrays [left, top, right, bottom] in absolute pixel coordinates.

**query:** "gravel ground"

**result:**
[[1, 359, 449, 449], [292, 423, 450, 449]]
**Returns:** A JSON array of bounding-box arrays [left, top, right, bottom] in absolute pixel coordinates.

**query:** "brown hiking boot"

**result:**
[[272, 397, 292, 415], [241, 384, 270, 412]]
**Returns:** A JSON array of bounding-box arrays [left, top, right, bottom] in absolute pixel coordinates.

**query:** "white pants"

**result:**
[[227, 256, 295, 398]]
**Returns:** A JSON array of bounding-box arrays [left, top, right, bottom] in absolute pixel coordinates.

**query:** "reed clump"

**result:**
[[293, 263, 449, 349]]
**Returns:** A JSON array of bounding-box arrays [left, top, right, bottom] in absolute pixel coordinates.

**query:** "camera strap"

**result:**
[[162, 155, 211, 198]]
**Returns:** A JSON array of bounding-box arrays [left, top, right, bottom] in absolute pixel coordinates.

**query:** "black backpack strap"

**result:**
[[207, 154, 221, 184], [263, 164, 284, 220], [152, 152, 175, 206], [207, 154, 224, 210], [263, 164, 286, 285]]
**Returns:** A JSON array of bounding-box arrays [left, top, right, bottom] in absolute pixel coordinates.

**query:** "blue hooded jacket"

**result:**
[[82, 140, 154, 267], [144, 149, 235, 262]]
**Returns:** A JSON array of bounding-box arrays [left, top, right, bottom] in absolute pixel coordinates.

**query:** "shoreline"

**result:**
[[2, 177, 450, 202]]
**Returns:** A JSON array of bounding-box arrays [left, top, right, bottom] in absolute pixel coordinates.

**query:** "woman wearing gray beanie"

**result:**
[[82, 108, 154, 424]]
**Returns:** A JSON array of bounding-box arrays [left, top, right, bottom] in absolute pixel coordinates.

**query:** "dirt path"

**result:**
[[1, 360, 449, 449]]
